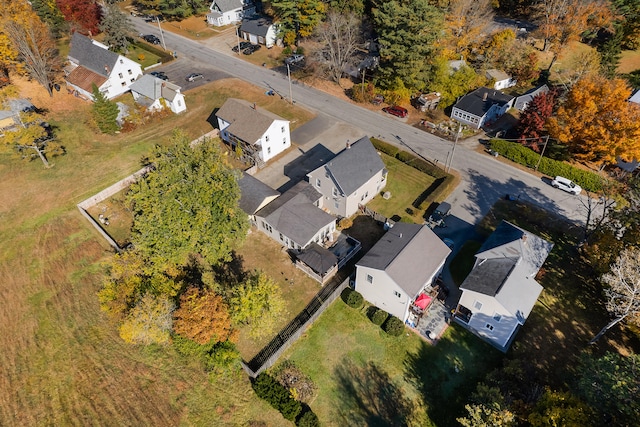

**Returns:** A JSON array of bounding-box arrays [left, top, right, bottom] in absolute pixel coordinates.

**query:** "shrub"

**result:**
[[371, 138, 399, 158], [296, 409, 320, 427], [337, 217, 353, 230], [368, 306, 389, 326], [382, 316, 405, 336], [273, 361, 317, 404], [341, 288, 363, 309], [252, 373, 302, 421]]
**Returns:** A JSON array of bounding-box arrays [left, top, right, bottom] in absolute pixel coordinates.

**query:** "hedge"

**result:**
[[341, 288, 363, 309], [489, 139, 604, 192], [129, 39, 175, 63], [252, 373, 302, 421], [382, 316, 405, 336], [368, 306, 389, 326], [296, 409, 320, 427]]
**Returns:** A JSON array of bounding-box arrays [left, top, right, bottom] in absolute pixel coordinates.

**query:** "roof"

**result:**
[[630, 89, 640, 105], [486, 69, 511, 82], [129, 75, 182, 102], [514, 85, 549, 110], [240, 17, 273, 37], [453, 87, 514, 118], [256, 181, 335, 247], [357, 223, 451, 297], [211, 0, 243, 13], [295, 242, 338, 275], [216, 98, 287, 144], [237, 172, 280, 214], [315, 136, 385, 196], [68, 33, 118, 77], [8, 99, 35, 113], [0, 110, 17, 121], [66, 66, 108, 93], [448, 59, 467, 72]]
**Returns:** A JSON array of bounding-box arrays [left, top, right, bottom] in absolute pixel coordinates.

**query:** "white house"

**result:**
[[355, 223, 451, 322], [307, 136, 387, 218], [239, 17, 277, 47], [207, 0, 254, 26], [486, 69, 516, 90], [129, 75, 187, 114], [216, 98, 291, 165], [237, 171, 280, 222], [451, 87, 515, 129], [514, 84, 549, 111], [65, 32, 142, 101], [454, 221, 554, 352]]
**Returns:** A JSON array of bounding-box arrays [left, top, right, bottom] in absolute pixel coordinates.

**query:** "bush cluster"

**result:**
[[489, 139, 604, 192], [382, 316, 405, 336], [341, 288, 363, 309], [130, 39, 174, 63], [252, 373, 320, 425], [368, 306, 389, 326]]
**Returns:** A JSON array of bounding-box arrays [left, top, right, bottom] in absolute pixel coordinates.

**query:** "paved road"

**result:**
[[132, 18, 591, 234]]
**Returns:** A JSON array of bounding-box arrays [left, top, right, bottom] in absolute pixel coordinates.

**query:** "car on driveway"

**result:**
[[149, 71, 168, 80], [551, 176, 582, 195], [186, 73, 203, 82], [382, 105, 408, 118], [243, 44, 261, 55], [285, 54, 305, 65], [141, 34, 161, 45], [232, 41, 252, 53]]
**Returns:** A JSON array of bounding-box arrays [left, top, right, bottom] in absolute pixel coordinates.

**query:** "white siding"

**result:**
[[458, 290, 517, 349], [260, 119, 290, 162], [102, 57, 142, 100], [355, 266, 411, 321]]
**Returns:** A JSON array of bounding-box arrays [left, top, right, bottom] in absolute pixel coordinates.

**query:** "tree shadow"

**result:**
[[211, 250, 246, 288]]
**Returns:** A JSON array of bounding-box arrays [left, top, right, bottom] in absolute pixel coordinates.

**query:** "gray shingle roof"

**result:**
[[357, 223, 451, 297], [216, 98, 287, 144], [237, 172, 279, 214], [129, 75, 182, 102], [211, 0, 243, 13], [240, 17, 273, 37], [514, 85, 549, 110], [453, 87, 514, 117], [68, 33, 118, 77], [295, 242, 338, 275], [320, 136, 385, 196]]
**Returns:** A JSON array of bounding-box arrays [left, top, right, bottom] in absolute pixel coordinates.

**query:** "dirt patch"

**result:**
[[11, 75, 86, 114], [619, 48, 640, 74]]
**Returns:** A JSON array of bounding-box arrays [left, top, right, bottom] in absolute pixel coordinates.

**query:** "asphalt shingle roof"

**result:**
[[211, 0, 242, 13], [237, 172, 279, 214], [68, 33, 118, 77], [129, 75, 182, 102], [295, 242, 338, 275], [453, 87, 514, 117], [240, 17, 273, 37], [216, 98, 286, 144]]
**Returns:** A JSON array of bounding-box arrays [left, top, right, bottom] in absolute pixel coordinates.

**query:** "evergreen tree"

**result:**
[[29, 0, 66, 37], [91, 84, 119, 134], [270, 0, 326, 45], [99, 2, 131, 53]]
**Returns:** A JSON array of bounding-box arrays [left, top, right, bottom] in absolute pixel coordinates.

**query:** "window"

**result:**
[[119, 59, 123, 64], [118, 73, 123, 78], [316, 178, 321, 187], [473, 300, 483, 310], [283, 137, 286, 145], [121, 82, 126, 87], [130, 78, 135, 83], [334, 201, 339, 209], [267, 147, 271, 154], [332, 187, 338, 197], [265, 135, 269, 142], [366, 274, 373, 283], [281, 126, 285, 133], [128, 69, 132, 75], [493, 313, 502, 322], [394, 291, 401, 298], [177, 100, 182, 106], [485, 323, 494, 331], [279, 233, 284, 241]]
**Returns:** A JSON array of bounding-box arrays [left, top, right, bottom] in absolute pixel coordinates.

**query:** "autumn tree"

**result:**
[[91, 84, 119, 134], [589, 247, 640, 344], [314, 11, 363, 84], [547, 74, 640, 164], [119, 293, 175, 345], [173, 286, 235, 345], [443, 0, 494, 57], [457, 403, 515, 427], [99, 2, 132, 53], [528, 389, 594, 426], [516, 88, 558, 149], [428, 59, 485, 108], [55, 0, 102, 35], [270, 0, 327, 46], [327, 0, 365, 14], [228, 271, 286, 339], [2, 111, 64, 166], [127, 130, 249, 268]]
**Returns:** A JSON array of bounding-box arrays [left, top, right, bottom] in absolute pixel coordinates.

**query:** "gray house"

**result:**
[[514, 84, 549, 111], [355, 223, 451, 322], [454, 221, 553, 352], [254, 181, 336, 250], [129, 75, 186, 114], [307, 136, 387, 218], [451, 87, 514, 129]]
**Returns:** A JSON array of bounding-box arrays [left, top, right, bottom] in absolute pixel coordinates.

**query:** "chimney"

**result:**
[[346, 140, 351, 149], [252, 102, 256, 110], [482, 91, 488, 101], [104, 65, 109, 74], [522, 234, 528, 244]]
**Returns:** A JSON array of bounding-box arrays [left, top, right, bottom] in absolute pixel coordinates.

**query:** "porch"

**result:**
[[406, 280, 451, 342]]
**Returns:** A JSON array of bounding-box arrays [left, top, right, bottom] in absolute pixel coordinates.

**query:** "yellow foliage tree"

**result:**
[[119, 293, 175, 345], [173, 286, 236, 345], [547, 74, 640, 164], [444, 0, 494, 57]]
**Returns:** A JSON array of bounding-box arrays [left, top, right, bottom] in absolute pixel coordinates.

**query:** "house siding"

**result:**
[[101, 58, 142, 100], [260, 120, 291, 162], [451, 107, 482, 129], [457, 290, 516, 349], [255, 217, 335, 249], [355, 266, 411, 322]]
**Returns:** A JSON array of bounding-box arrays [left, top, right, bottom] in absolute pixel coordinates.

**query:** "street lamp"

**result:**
[[286, 63, 293, 104]]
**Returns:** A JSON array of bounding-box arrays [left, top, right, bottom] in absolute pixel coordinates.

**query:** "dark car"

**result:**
[[242, 44, 261, 55], [232, 41, 252, 53], [185, 73, 204, 82], [141, 34, 161, 45], [149, 71, 168, 80], [382, 105, 408, 118]]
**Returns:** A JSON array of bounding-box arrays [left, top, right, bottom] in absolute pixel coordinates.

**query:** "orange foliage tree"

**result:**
[[173, 286, 236, 345], [547, 74, 640, 164]]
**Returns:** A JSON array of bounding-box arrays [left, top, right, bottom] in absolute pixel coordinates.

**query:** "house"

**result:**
[[486, 69, 516, 90], [239, 17, 277, 48], [207, 0, 254, 26], [454, 221, 554, 352], [237, 171, 280, 221], [65, 32, 143, 100], [129, 75, 187, 114], [451, 87, 515, 129], [0, 99, 36, 134], [216, 98, 291, 165], [307, 136, 387, 218], [629, 89, 640, 105], [355, 223, 451, 322], [254, 180, 336, 250], [514, 84, 549, 111]]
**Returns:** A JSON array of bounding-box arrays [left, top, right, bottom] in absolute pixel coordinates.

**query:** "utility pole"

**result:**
[[447, 123, 462, 173], [287, 63, 293, 104], [157, 17, 166, 51], [361, 68, 366, 100], [236, 25, 241, 55], [535, 135, 550, 171]]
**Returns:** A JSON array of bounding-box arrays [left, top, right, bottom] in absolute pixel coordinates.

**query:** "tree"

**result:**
[[29, 0, 66, 37], [589, 247, 640, 343], [457, 403, 515, 427], [428, 59, 484, 108], [99, 3, 132, 53], [228, 271, 286, 339], [528, 389, 594, 427], [270, 0, 327, 45], [314, 11, 363, 84], [610, 0, 640, 49], [91, 84, 119, 134], [547, 74, 640, 164], [127, 130, 249, 268], [327, 0, 365, 14], [55, 0, 102, 34], [443, 0, 494, 57], [372, 0, 444, 92], [2, 111, 64, 166], [173, 286, 235, 345], [516, 88, 558, 149], [118, 293, 175, 345]]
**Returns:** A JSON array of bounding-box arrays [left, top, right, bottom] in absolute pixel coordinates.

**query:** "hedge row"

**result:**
[[129, 39, 175, 63], [365, 306, 405, 336], [489, 139, 604, 192], [252, 373, 320, 426]]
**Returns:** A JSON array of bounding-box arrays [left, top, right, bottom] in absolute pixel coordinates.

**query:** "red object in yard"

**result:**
[[414, 293, 432, 310]]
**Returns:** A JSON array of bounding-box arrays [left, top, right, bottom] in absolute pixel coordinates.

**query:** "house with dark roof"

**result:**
[[307, 136, 387, 218], [355, 223, 451, 322], [454, 221, 554, 352], [237, 171, 280, 219], [239, 16, 277, 47], [206, 0, 254, 26], [65, 33, 142, 100], [255, 181, 336, 250], [514, 84, 549, 111], [129, 75, 186, 114], [451, 87, 515, 129], [216, 98, 291, 165]]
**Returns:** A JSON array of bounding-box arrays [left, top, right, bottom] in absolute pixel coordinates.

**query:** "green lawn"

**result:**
[[368, 153, 436, 223], [126, 45, 161, 69]]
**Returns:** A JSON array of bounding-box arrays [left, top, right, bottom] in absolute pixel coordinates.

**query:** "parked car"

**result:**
[[382, 105, 408, 118], [232, 41, 252, 53], [141, 34, 161, 45], [242, 44, 261, 55], [149, 71, 168, 80], [186, 73, 203, 82], [551, 176, 582, 195], [285, 54, 304, 65]]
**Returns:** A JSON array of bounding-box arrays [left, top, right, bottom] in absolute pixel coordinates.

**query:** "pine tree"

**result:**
[[91, 84, 119, 134], [99, 3, 131, 53]]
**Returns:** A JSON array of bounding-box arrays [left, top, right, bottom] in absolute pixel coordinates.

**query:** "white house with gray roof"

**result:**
[[239, 17, 277, 47], [65, 33, 142, 101], [207, 0, 254, 26], [129, 75, 186, 114], [451, 87, 514, 129], [237, 171, 280, 221], [355, 223, 451, 322], [454, 221, 553, 352], [514, 84, 549, 111], [255, 181, 336, 250], [216, 98, 291, 165], [307, 137, 387, 218]]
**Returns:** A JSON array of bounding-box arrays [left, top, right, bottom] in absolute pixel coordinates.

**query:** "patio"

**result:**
[[406, 286, 451, 342]]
